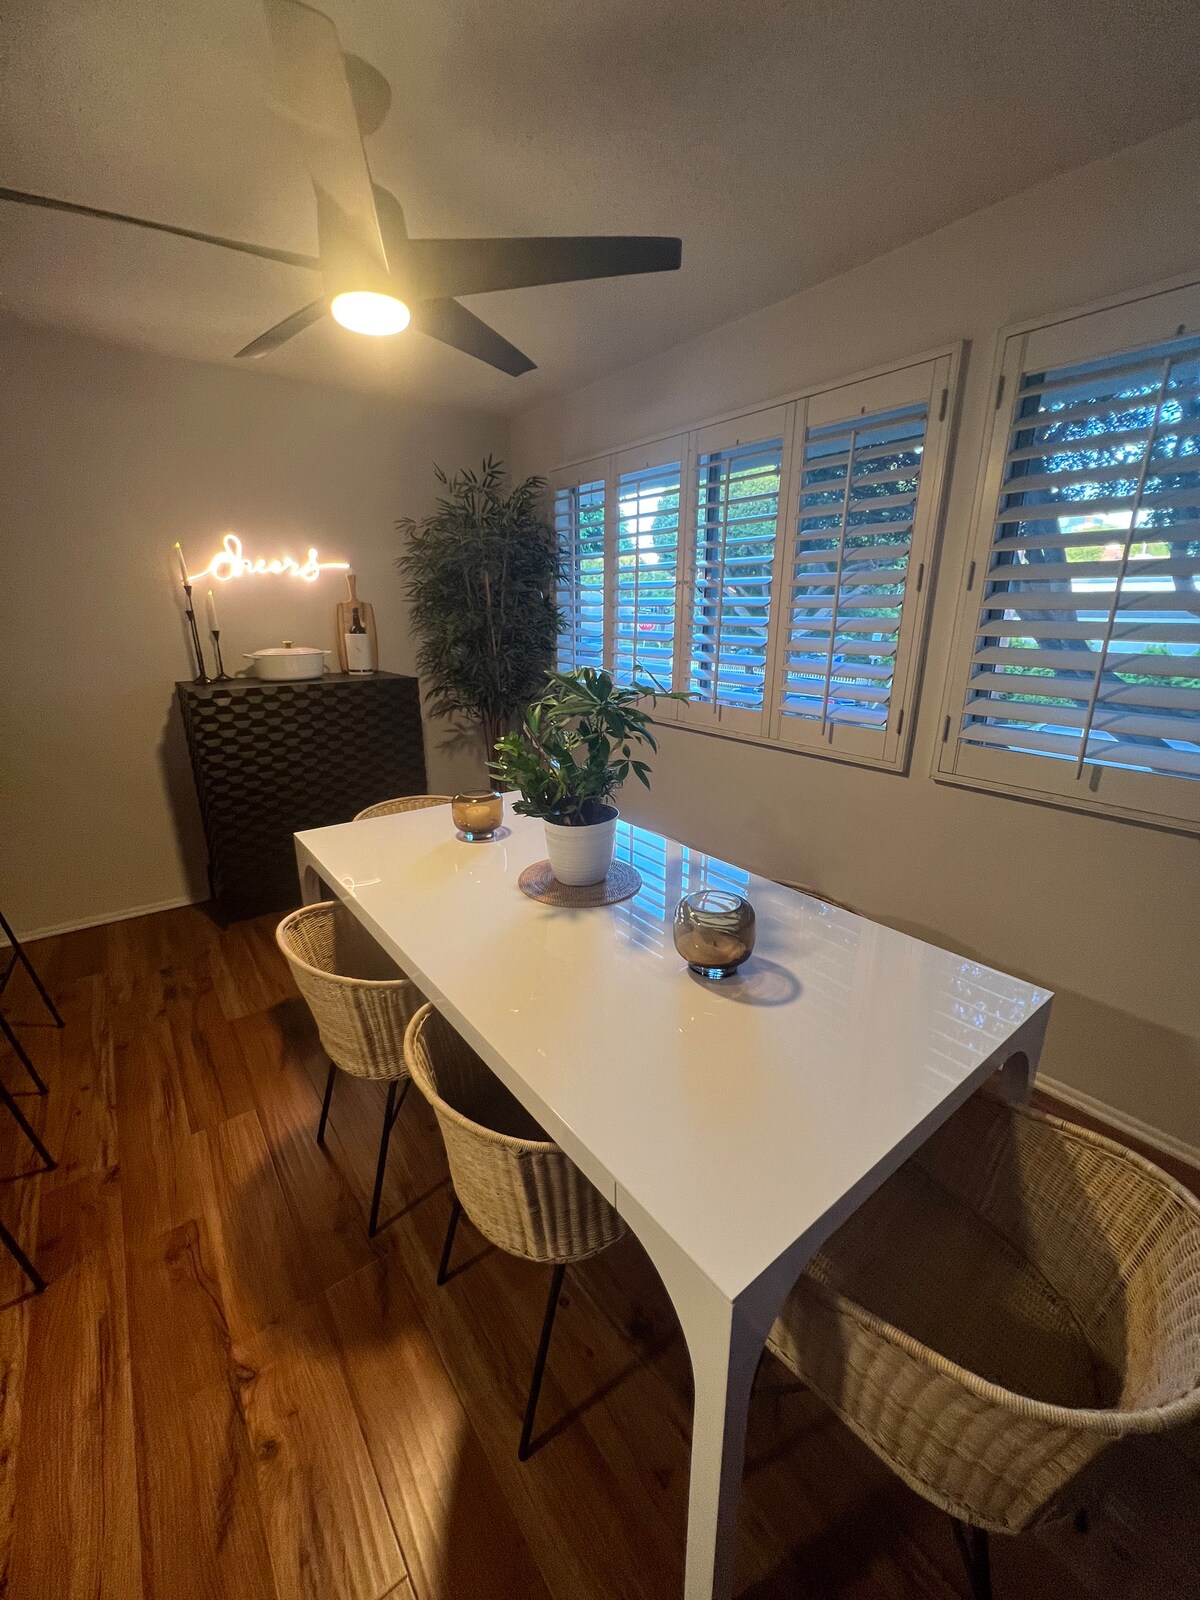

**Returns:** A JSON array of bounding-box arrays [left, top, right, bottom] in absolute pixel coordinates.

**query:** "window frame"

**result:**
[[552, 344, 962, 771], [676, 404, 794, 740], [933, 275, 1200, 834], [613, 435, 689, 693], [551, 459, 609, 674], [766, 355, 957, 771]]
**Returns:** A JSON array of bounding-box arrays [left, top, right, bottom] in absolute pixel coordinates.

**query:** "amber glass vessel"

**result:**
[[451, 790, 504, 841], [673, 890, 756, 979]]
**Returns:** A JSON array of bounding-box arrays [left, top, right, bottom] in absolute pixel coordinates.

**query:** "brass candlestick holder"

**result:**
[[182, 583, 209, 684], [209, 628, 231, 681]]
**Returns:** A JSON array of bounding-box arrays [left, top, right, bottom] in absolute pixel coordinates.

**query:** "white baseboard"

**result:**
[[1037, 1072, 1200, 1174], [0, 894, 200, 947]]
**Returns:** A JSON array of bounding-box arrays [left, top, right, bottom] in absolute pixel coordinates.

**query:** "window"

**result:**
[[615, 449, 682, 689], [769, 358, 954, 767], [937, 279, 1200, 831], [683, 409, 789, 736], [554, 473, 605, 672], [553, 347, 960, 770]]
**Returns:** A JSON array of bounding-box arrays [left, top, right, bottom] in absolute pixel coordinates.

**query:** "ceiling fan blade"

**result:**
[[235, 298, 327, 358], [402, 235, 682, 301], [410, 298, 535, 377], [263, 0, 389, 282], [343, 52, 392, 136], [373, 184, 408, 258], [0, 185, 320, 270]]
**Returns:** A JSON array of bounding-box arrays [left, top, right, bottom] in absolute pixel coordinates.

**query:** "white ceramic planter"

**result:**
[[543, 807, 618, 886]]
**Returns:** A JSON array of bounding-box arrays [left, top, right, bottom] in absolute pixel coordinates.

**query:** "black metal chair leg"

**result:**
[[367, 1078, 410, 1237], [316, 1060, 336, 1146], [0, 908, 64, 1027], [0, 1078, 54, 1172], [518, 1263, 567, 1461], [0, 1014, 47, 1096], [951, 1520, 993, 1600], [436, 1196, 463, 1286], [0, 1216, 45, 1295]]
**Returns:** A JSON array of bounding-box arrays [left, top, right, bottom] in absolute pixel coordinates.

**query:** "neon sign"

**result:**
[[186, 533, 350, 585]]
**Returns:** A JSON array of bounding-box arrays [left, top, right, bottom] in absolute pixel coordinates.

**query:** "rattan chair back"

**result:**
[[768, 1095, 1200, 1533], [354, 794, 453, 821], [404, 1002, 625, 1265], [276, 901, 419, 1081]]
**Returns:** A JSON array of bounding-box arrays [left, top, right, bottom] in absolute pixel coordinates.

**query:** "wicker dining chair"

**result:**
[[353, 794, 453, 822], [404, 1001, 627, 1459], [276, 901, 423, 1236], [766, 1093, 1200, 1599]]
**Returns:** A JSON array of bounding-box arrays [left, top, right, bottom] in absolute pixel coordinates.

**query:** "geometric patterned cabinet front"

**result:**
[[177, 672, 427, 921]]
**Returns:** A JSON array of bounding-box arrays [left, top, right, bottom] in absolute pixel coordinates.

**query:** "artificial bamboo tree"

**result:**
[[396, 458, 560, 759]]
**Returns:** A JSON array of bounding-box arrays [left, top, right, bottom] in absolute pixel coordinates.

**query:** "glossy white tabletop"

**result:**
[[296, 806, 1052, 1301]]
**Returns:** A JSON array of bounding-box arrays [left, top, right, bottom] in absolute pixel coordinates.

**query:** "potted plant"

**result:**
[[491, 668, 683, 885], [396, 458, 560, 763]]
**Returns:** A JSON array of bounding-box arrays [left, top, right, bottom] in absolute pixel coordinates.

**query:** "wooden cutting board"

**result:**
[[334, 572, 379, 671]]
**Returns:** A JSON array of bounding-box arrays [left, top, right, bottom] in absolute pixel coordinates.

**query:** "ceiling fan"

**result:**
[[0, 0, 682, 376]]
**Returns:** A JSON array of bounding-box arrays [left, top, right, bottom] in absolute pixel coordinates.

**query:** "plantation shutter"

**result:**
[[939, 280, 1200, 830], [614, 438, 685, 690], [553, 467, 607, 673], [771, 356, 954, 768], [681, 405, 791, 736]]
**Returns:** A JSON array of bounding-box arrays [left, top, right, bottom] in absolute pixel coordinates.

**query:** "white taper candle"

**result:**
[[174, 543, 190, 585], [205, 589, 219, 633]]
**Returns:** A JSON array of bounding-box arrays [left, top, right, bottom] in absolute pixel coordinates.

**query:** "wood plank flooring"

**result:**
[[0, 904, 1192, 1599]]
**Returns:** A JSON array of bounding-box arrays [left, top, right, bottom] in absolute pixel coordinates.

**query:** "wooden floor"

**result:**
[[0, 906, 1189, 1600]]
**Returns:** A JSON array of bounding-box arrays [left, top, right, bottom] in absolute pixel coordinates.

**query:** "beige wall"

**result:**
[[512, 121, 1200, 1152], [0, 318, 503, 937]]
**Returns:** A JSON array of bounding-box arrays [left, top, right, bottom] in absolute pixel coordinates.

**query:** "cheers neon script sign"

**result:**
[[183, 534, 350, 585]]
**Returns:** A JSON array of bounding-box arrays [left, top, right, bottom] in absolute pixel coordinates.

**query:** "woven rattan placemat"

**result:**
[[517, 859, 642, 907]]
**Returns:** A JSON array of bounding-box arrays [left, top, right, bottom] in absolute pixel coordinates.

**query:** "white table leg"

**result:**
[[296, 854, 326, 906], [618, 1192, 799, 1600], [681, 1295, 768, 1599], [993, 1007, 1049, 1106]]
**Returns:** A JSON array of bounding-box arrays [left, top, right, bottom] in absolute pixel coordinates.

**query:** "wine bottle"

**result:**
[[344, 606, 374, 674]]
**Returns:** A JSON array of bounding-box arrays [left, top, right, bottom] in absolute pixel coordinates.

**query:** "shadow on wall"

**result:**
[[159, 694, 209, 905]]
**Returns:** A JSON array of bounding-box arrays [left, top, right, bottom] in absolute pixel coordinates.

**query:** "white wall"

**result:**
[[512, 121, 1200, 1152], [0, 318, 504, 937]]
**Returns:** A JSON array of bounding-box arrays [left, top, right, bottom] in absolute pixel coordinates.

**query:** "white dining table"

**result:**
[[295, 804, 1052, 1600]]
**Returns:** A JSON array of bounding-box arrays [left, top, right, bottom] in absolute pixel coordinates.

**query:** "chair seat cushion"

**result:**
[[794, 1161, 1117, 1409]]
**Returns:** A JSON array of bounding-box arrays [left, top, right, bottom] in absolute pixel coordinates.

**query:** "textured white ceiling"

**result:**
[[2, 0, 1198, 416]]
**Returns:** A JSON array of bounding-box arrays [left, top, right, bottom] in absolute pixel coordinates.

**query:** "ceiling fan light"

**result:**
[[330, 290, 410, 336]]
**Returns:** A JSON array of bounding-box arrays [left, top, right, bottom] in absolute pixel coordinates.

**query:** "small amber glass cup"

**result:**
[[673, 890, 756, 979], [451, 790, 504, 841]]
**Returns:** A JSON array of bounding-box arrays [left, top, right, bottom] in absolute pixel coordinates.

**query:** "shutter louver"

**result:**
[[781, 403, 929, 734], [957, 333, 1200, 785], [555, 478, 606, 673], [688, 437, 783, 713], [615, 459, 680, 688]]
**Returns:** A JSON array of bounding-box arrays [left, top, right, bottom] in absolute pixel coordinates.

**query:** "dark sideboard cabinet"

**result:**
[[177, 672, 427, 921]]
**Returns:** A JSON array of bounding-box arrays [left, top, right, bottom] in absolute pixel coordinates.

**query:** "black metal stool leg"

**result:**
[[0, 1216, 45, 1295], [316, 1061, 336, 1146], [0, 909, 64, 1027], [951, 1520, 993, 1600], [0, 1078, 55, 1172], [0, 1014, 47, 1096], [436, 1196, 463, 1286], [368, 1078, 409, 1237], [518, 1263, 567, 1461]]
